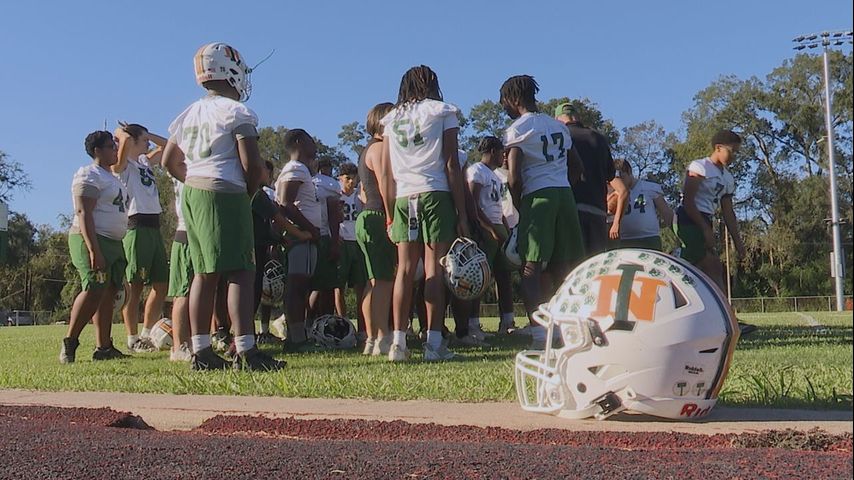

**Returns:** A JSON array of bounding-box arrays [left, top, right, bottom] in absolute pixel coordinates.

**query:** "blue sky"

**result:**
[[2, 0, 851, 228]]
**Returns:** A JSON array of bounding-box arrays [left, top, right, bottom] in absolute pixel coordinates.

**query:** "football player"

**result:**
[[334, 162, 368, 340], [308, 158, 342, 319], [276, 129, 323, 352], [162, 42, 284, 371], [379, 65, 470, 361], [609, 158, 673, 251], [676, 129, 755, 335], [60, 131, 129, 363], [356, 103, 396, 355], [462, 136, 513, 344], [492, 149, 519, 334], [500, 75, 585, 349], [167, 180, 192, 361], [112, 123, 169, 354]]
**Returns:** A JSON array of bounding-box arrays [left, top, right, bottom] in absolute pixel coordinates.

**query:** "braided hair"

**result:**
[[499, 75, 539, 111], [397, 65, 443, 107]]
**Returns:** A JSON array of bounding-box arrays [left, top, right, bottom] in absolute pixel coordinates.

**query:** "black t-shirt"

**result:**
[[252, 189, 279, 247], [566, 122, 615, 213]]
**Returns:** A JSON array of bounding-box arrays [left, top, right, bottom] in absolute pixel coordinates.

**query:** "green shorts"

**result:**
[[518, 187, 584, 264], [182, 185, 255, 274], [123, 226, 168, 284], [69, 233, 127, 290], [337, 240, 367, 288], [356, 210, 396, 281], [167, 237, 193, 298], [620, 236, 663, 251], [390, 191, 457, 244], [311, 235, 339, 291], [480, 224, 511, 271]]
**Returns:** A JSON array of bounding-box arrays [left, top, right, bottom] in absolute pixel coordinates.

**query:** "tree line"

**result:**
[[1, 52, 851, 318]]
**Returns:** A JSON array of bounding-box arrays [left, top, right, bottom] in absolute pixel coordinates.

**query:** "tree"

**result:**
[[614, 120, 681, 204], [258, 126, 352, 174], [337, 121, 369, 159], [0, 151, 30, 203]]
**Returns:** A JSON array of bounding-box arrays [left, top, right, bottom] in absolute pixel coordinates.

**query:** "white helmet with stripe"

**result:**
[[515, 249, 738, 420], [194, 42, 252, 101]]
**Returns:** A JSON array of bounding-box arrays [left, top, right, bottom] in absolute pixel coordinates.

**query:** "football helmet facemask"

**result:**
[[440, 237, 492, 300]]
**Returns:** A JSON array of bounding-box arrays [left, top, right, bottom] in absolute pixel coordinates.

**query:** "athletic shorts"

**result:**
[[123, 226, 168, 284], [390, 191, 457, 244], [69, 233, 127, 290], [167, 235, 193, 298], [480, 223, 511, 272], [518, 187, 584, 264], [312, 236, 339, 291], [182, 185, 255, 274], [337, 240, 367, 288], [355, 209, 396, 282], [287, 241, 317, 277], [676, 207, 714, 265]]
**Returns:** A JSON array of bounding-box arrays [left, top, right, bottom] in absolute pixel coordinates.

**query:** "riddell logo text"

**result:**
[[680, 403, 712, 418]]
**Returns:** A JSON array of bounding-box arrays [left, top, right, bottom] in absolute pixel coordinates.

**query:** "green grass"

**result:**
[[0, 312, 850, 409]]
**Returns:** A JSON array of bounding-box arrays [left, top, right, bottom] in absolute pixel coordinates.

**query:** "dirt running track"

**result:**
[[0, 406, 850, 479]]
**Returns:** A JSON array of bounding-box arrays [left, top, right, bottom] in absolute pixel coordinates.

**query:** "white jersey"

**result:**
[[262, 186, 276, 202], [493, 168, 519, 229], [167, 95, 259, 191], [381, 99, 460, 197], [173, 180, 186, 232], [619, 180, 665, 240], [466, 162, 503, 225], [314, 174, 341, 237], [70, 163, 128, 241], [276, 161, 322, 230], [503, 112, 571, 197], [684, 157, 735, 215], [340, 188, 361, 242], [117, 154, 161, 216]]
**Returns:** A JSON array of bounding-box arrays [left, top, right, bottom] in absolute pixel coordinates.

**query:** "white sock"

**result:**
[[426, 330, 442, 349], [127, 335, 138, 347], [392, 330, 407, 347], [259, 322, 269, 334], [468, 317, 481, 330], [530, 325, 547, 342], [191, 334, 212, 354], [140, 327, 151, 338], [235, 334, 255, 354], [500, 312, 514, 325]]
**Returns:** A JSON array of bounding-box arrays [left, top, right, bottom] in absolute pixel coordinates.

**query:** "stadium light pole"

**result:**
[[793, 30, 853, 311]]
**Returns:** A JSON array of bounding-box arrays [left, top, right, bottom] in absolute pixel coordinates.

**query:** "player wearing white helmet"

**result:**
[[379, 65, 470, 361], [500, 75, 585, 349], [162, 42, 284, 371], [111, 123, 169, 354], [60, 131, 130, 363]]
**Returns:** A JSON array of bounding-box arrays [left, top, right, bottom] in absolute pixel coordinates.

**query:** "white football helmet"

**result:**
[[113, 283, 129, 314], [502, 227, 522, 270], [515, 249, 738, 420], [194, 42, 252, 101], [261, 260, 286, 307], [440, 237, 493, 300], [309, 314, 357, 349], [150, 318, 174, 351]]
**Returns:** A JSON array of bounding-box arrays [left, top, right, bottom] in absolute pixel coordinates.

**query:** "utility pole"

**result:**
[[793, 30, 853, 311]]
